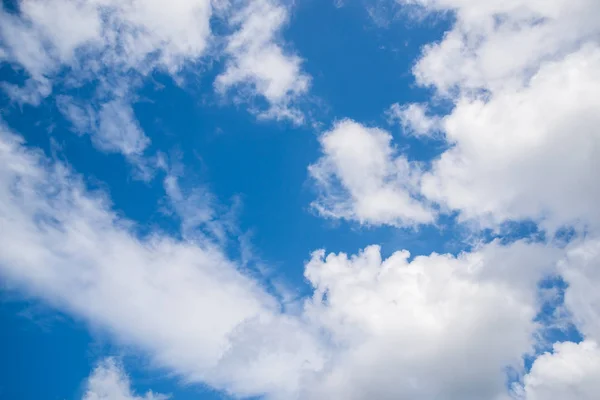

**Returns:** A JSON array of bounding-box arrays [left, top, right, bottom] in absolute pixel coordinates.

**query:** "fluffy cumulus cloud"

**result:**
[[301, 242, 559, 400], [421, 45, 600, 230], [314, 0, 600, 230], [407, 0, 600, 94], [83, 358, 168, 400], [390, 0, 600, 230], [309, 0, 600, 230], [517, 340, 600, 400], [309, 119, 434, 227]]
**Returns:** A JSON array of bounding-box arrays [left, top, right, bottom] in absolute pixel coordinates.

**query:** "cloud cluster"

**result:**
[[305, 0, 600, 397], [1, 0, 600, 399], [0, 0, 213, 101], [409, 0, 600, 95], [309, 119, 434, 226], [412, 0, 600, 230], [312, 0, 600, 231], [0, 122, 570, 400], [519, 340, 600, 400], [311, 0, 600, 230], [421, 45, 600, 230], [301, 242, 558, 400]]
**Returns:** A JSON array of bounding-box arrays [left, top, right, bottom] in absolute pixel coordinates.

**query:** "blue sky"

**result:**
[[1, 0, 599, 399]]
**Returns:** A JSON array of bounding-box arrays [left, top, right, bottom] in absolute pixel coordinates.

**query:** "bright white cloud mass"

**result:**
[[309, 119, 435, 227], [1, 0, 599, 399]]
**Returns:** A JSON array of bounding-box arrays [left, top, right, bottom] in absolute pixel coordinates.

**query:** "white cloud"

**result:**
[[387, 102, 441, 137], [301, 241, 559, 400], [517, 340, 600, 400], [561, 237, 600, 343], [0, 76, 52, 106], [56, 96, 152, 177], [365, 1, 600, 397], [1, 0, 312, 161], [0, 124, 322, 399], [163, 174, 216, 237], [83, 358, 168, 400], [161, 168, 239, 245], [309, 119, 435, 227], [0, 0, 212, 159], [0, 0, 213, 82], [0, 123, 573, 400], [511, 236, 600, 400], [95, 100, 150, 157], [4, 0, 600, 397], [2, 0, 311, 118], [215, 0, 311, 123], [421, 44, 600, 231], [366, 0, 600, 231], [406, 0, 600, 95]]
